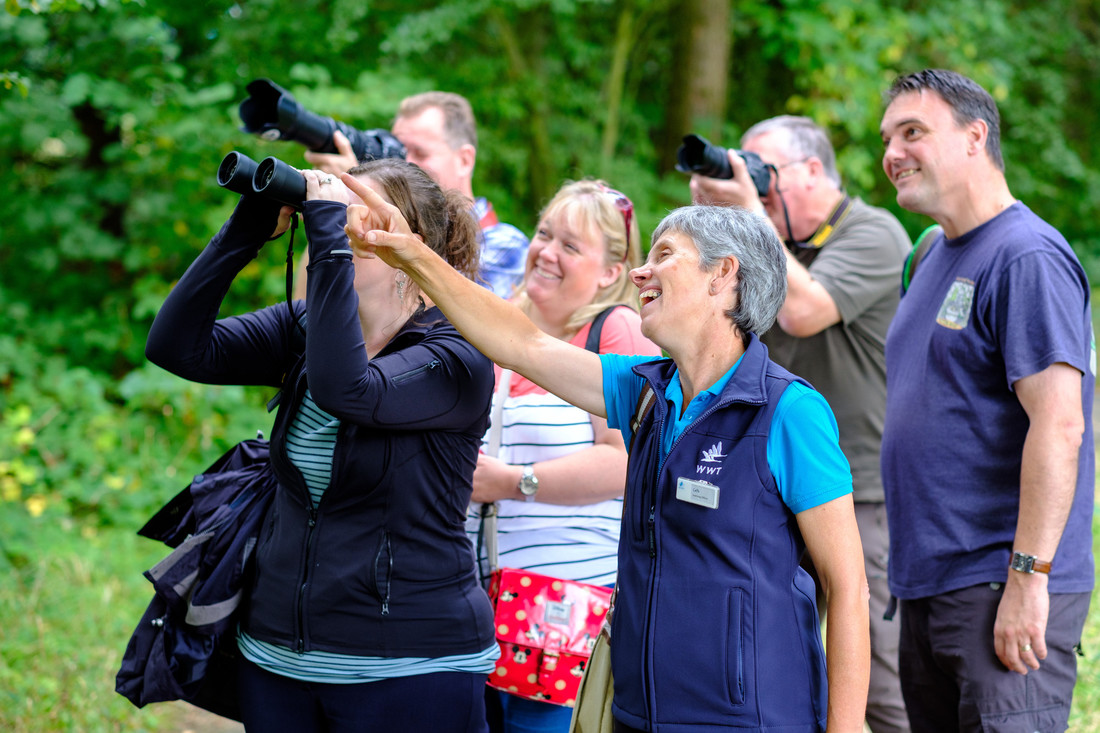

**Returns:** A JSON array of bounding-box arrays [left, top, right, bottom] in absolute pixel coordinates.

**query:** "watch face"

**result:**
[[519, 467, 538, 496]]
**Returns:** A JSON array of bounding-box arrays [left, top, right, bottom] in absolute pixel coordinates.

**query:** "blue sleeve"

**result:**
[[997, 249, 1091, 388], [479, 223, 529, 299], [767, 382, 853, 513], [601, 353, 656, 446]]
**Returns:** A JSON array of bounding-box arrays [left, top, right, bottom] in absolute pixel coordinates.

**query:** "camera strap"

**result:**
[[791, 194, 852, 250], [284, 212, 306, 341]]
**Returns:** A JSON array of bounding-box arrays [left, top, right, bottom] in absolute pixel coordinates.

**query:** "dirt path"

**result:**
[[161, 701, 243, 733]]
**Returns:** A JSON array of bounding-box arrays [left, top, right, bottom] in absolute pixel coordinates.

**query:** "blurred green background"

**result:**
[[1, 0, 1098, 730]]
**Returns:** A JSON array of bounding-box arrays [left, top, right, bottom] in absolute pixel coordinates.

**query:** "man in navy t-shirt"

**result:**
[[879, 69, 1094, 733]]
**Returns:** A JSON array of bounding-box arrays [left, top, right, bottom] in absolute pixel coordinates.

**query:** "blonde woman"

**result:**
[[469, 180, 659, 731]]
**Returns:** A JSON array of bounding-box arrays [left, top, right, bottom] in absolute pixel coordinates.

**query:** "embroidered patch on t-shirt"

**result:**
[[936, 278, 975, 330]]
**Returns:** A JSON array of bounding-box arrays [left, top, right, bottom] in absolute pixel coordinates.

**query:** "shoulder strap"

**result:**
[[628, 384, 657, 452], [477, 369, 514, 579], [584, 305, 624, 353], [902, 224, 942, 294]]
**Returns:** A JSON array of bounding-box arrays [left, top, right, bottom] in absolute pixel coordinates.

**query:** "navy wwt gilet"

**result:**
[[611, 334, 827, 732]]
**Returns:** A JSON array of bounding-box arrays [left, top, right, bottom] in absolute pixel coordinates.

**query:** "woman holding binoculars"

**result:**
[[147, 158, 498, 732]]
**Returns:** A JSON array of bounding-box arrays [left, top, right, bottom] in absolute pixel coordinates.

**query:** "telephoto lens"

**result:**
[[217, 151, 260, 196], [675, 133, 773, 198], [252, 156, 306, 209], [239, 79, 406, 163]]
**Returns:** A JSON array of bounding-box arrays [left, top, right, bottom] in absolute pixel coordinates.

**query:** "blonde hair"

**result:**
[[512, 179, 641, 334]]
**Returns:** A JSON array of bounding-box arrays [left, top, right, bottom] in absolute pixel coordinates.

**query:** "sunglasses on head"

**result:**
[[599, 184, 634, 262]]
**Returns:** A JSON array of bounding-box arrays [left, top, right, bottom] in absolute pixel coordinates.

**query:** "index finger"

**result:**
[[341, 173, 380, 206], [340, 172, 414, 237], [334, 130, 353, 156], [728, 149, 750, 180]]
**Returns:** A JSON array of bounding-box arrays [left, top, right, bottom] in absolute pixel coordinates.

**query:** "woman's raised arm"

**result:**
[[341, 172, 608, 418]]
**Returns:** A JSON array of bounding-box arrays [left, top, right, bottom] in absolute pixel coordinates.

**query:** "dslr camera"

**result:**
[[675, 133, 773, 198], [238, 79, 406, 163]]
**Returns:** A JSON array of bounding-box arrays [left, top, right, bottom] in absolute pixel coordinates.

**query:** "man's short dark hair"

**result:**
[[884, 69, 1003, 171]]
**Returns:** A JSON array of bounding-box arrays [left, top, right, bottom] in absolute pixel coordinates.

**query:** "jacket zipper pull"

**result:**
[[648, 505, 656, 558]]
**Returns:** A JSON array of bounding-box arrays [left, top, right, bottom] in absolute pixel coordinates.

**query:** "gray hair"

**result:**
[[651, 205, 787, 342], [741, 115, 841, 188]]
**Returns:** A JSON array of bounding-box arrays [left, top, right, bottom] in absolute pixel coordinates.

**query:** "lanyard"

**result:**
[[793, 194, 852, 249]]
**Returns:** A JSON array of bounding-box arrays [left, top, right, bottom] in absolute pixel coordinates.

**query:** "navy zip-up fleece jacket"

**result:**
[[146, 195, 496, 658], [611, 337, 828, 732]]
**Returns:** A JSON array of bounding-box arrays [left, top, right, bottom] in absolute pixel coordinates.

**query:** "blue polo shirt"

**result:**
[[602, 353, 851, 515]]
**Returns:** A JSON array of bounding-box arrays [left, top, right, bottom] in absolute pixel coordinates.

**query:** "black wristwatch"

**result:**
[[518, 465, 539, 502], [1009, 551, 1052, 575]]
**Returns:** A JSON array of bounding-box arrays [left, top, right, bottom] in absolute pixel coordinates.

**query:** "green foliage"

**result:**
[[1, 2, 1099, 728], [0, 511, 199, 731], [1, 0, 1098, 526], [0, 322, 271, 527], [729, 0, 1100, 274]]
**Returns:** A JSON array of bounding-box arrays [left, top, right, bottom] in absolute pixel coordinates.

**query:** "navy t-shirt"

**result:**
[[882, 202, 1095, 599]]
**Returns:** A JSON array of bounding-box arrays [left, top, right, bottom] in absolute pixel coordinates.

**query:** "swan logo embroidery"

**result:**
[[700, 442, 726, 463], [696, 441, 727, 477]]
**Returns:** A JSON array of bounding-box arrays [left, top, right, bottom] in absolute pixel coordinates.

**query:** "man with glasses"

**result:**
[[690, 115, 912, 733]]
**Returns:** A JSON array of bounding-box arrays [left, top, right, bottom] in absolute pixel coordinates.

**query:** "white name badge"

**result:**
[[676, 477, 720, 509]]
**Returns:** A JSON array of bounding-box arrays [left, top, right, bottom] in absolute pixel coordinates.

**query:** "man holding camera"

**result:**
[[306, 91, 528, 298], [879, 69, 1093, 733], [690, 115, 912, 733]]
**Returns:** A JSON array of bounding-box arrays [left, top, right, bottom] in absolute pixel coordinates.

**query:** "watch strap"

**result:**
[[1010, 551, 1052, 574]]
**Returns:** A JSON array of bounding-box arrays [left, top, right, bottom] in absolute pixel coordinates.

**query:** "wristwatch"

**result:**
[[1009, 551, 1052, 575], [518, 465, 539, 502]]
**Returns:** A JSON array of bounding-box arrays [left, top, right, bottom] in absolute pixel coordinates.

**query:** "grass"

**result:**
[[0, 512, 221, 733], [1, 490, 1098, 731]]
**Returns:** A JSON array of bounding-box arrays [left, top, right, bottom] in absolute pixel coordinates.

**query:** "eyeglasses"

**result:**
[[776, 157, 810, 170], [599, 184, 634, 262]]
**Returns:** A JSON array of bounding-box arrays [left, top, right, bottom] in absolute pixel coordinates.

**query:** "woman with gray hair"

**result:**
[[343, 184, 870, 733]]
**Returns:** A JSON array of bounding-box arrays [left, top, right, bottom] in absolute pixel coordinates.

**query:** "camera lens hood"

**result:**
[[675, 134, 733, 179]]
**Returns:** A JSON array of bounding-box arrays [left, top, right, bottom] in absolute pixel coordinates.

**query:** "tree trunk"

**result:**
[[600, 3, 637, 177], [488, 6, 556, 208], [660, 0, 731, 173]]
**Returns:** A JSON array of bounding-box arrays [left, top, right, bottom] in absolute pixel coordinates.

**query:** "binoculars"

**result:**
[[217, 151, 311, 209]]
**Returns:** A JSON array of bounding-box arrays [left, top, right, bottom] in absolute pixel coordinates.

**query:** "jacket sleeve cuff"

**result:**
[[304, 200, 353, 262], [210, 195, 285, 258]]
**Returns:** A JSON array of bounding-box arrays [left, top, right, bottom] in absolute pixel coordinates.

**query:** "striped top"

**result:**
[[467, 308, 661, 586], [468, 390, 623, 585], [240, 389, 498, 682], [283, 389, 340, 507]]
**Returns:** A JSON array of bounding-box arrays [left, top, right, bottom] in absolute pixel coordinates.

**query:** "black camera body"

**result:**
[[675, 133, 773, 198], [217, 151, 306, 209], [239, 79, 406, 163]]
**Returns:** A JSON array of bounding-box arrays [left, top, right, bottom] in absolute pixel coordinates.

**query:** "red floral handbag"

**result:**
[[487, 568, 613, 707]]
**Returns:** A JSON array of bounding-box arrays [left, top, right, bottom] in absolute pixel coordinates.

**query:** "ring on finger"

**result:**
[[1021, 642, 1032, 652]]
